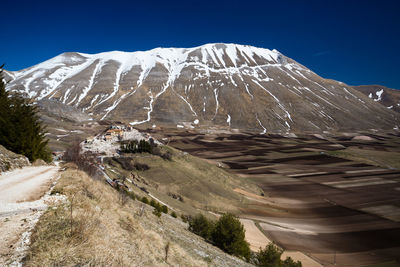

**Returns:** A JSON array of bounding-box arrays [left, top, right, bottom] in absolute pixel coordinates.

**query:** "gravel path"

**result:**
[[0, 165, 60, 266]]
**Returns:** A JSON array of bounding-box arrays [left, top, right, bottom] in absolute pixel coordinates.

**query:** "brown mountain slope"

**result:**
[[5, 43, 399, 133], [352, 85, 400, 113]]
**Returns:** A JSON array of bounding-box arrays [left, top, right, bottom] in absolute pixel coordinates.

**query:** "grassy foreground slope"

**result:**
[[24, 166, 252, 266], [105, 146, 263, 215]]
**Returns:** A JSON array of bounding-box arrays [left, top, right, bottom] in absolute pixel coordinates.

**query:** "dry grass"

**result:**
[[109, 146, 262, 215], [24, 167, 251, 266]]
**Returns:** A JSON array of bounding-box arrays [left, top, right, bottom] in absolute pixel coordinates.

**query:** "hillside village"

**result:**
[[82, 124, 161, 156]]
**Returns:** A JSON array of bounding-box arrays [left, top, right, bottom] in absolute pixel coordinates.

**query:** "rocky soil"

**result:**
[[0, 145, 30, 174], [0, 166, 60, 266]]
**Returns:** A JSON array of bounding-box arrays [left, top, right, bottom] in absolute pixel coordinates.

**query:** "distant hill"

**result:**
[[352, 85, 400, 113]]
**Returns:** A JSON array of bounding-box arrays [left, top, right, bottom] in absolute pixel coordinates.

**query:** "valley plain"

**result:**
[[146, 128, 400, 266]]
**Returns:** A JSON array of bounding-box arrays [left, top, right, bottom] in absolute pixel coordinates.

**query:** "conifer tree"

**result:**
[[0, 65, 12, 150], [212, 213, 251, 261], [0, 66, 51, 162]]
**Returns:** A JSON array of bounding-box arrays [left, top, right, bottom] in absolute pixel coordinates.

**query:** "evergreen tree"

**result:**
[[211, 213, 251, 261], [0, 66, 51, 162], [253, 243, 283, 267], [137, 139, 152, 153], [253, 243, 302, 267], [282, 257, 302, 267], [0, 65, 13, 151], [189, 214, 215, 241], [120, 139, 152, 154]]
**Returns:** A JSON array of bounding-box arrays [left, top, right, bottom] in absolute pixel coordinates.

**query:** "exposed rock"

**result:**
[[0, 145, 30, 174], [32, 159, 47, 166], [37, 99, 91, 122]]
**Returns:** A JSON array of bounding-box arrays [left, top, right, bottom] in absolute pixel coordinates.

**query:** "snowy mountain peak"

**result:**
[[5, 43, 399, 132], [69, 43, 284, 71]]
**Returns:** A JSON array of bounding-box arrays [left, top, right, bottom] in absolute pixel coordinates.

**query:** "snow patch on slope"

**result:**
[[256, 114, 267, 134], [76, 61, 101, 106], [374, 89, 384, 101]]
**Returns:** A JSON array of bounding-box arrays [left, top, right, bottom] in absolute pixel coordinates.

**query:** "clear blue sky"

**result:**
[[2, 0, 400, 89]]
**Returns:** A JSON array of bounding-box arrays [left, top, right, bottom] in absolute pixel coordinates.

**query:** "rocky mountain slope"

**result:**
[[0, 145, 30, 173], [352, 85, 400, 113], [37, 99, 91, 122], [5, 43, 399, 132]]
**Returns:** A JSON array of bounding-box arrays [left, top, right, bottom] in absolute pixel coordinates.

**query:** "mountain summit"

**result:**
[[5, 43, 399, 132]]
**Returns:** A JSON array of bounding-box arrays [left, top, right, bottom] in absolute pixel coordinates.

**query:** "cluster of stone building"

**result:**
[[85, 125, 135, 143]]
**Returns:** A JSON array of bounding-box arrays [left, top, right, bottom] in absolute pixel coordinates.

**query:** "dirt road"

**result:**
[[240, 217, 322, 267], [0, 166, 60, 266]]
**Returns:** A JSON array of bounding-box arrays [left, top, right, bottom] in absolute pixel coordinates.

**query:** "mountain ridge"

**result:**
[[5, 43, 399, 133], [352, 84, 400, 113]]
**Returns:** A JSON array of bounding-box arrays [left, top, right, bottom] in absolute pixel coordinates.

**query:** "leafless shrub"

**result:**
[[134, 162, 149, 171], [165, 242, 170, 262], [152, 147, 172, 161], [152, 146, 162, 156], [138, 204, 145, 217], [69, 194, 75, 237], [113, 157, 135, 171], [118, 190, 129, 206], [167, 192, 184, 202], [63, 142, 81, 163], [78, 159, 100, 179], [63, 142, 102, 180], [161, 151, 172, 161]]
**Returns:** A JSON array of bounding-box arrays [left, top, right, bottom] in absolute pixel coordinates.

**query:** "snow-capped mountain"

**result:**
[[353, 85, 400, 114], [4, 43, 399, 132]]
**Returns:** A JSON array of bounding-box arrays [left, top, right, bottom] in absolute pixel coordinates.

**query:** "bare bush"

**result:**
[[168, 192, 184, 202], [118, 190, 129, 206], [152, 146, 172, 161], [63, 142, 102, 180], [138, 204, 145, 217], [165, 242, 170, 262], [134, 162, 149, 171], [161, 151, 172, 161], [113, 157, 135, 171], [63, 142, 81, 163], [152, 146, 162, 156]]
